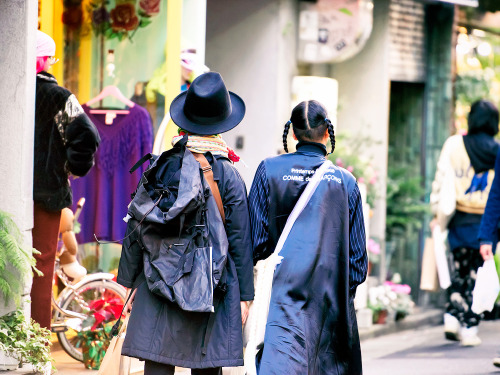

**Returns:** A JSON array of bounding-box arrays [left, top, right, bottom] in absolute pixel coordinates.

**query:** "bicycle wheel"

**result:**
[[55, 279, 126, 362]]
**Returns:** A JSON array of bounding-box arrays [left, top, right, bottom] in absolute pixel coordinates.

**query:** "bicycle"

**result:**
[[50, 199, 127, 362]]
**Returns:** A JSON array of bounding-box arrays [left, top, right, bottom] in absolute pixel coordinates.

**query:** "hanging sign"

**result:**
[[432, 0, 478, 6], [297, 0, 374, 64]]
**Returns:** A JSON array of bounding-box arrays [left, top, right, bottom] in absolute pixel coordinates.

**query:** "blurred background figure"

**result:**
[[430, 99, 500, 347], [32, 30, 100, 329], [478, 105, 500, 369]]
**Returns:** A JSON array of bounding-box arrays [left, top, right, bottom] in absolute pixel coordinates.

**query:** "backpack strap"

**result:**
[[192, 153, 226, 224], [129, 153, 155, 173]]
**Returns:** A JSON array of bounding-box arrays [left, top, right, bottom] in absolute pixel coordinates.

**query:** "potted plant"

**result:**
[[328, 132, 379, 207], [76, 296, 123, 369], [367, 272, 415, 324], [384, 273, 415, 321], [384, 166, 429, 283], [367, 284, 395, 324], [385, 166, 429, 241], [0, 210, 49, 371], [0, 210, 41, 309], [0, 309, 53, 373]]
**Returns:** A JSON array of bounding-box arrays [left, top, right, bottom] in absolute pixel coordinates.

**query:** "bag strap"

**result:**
[[273, 160, 333, 257], [192, 153, 226, 224], [129, 153, 155, 173], [110, 277, 144, 336]]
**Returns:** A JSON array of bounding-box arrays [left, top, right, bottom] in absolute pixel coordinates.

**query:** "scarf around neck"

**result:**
[[463, 133, 499, 173], [171, 132, 240, 163]]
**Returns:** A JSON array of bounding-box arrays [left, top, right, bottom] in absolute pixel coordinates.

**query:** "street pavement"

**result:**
[[362, 319, 500, 375], [5, 317, 498, 374]]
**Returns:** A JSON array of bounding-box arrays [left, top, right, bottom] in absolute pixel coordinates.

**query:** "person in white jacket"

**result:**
[[430, 100, 499, 347]]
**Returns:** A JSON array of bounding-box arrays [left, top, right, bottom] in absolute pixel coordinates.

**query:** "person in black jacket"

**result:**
[[117, 72, 254, 375], [31, 31, 100, 329]]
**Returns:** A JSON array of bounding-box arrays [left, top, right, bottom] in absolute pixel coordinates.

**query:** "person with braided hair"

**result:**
[[248, 100, 367, 374]]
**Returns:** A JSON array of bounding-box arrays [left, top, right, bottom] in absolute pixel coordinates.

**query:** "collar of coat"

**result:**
[[37, 71, 57, 84], [296, 141, 327, 156]]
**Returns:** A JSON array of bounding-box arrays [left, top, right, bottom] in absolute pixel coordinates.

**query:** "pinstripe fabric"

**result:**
[[248, 161, 368, 294]]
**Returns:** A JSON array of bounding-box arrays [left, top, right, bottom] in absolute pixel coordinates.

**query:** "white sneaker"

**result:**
[[460, 326, 481, 347], [444, 313, 460, 341], [493, 355, 500, 368], [61, 261, 87, 281]]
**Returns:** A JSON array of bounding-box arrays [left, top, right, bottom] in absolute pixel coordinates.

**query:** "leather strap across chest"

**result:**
[[192, 153, 226, 224]]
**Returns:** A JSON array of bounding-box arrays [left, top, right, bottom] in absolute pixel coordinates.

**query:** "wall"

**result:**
[[0, 0, 37, 315], [206, 0, 298, 184], [206, 0, 391, 262], [330, 0, 391, 274]]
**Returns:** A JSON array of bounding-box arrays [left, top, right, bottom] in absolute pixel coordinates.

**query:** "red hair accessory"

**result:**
[[227, 148, 240, 163]]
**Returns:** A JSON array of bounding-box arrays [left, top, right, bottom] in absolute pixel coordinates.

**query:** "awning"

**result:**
[[426, 0, 478, 7]]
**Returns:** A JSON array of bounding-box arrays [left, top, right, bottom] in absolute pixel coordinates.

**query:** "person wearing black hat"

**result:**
[[117, 72, 254, 375]]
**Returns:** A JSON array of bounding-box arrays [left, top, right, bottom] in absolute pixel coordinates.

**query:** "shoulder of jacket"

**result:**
[[263, 153, 293, 166], [38, 82, 72, 105], [443, 134, 464, 150], [334, 165, 357, 192], [217, 157, 244, 181]]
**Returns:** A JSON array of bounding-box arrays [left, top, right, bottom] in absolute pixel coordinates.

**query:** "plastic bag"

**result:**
[[432, 226, 451, 289], [471, 259, 500, 314]]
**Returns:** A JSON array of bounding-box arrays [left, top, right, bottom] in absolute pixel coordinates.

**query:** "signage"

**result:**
[[297, 0, 374, 64]]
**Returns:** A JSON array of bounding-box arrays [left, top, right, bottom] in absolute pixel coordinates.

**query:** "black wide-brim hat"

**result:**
[[170, 72, 245, 135]]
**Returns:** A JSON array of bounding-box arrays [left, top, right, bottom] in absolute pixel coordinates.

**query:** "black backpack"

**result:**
[[126, 137, 228, 313]]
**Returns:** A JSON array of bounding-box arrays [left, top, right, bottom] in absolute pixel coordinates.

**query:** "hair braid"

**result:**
[[325, 119, 335, 154], [283, 120, 291, 153]]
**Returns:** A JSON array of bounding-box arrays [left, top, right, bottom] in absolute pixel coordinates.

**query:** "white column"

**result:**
[[0, 1, 37, 369], [0, 0, 37, 310]]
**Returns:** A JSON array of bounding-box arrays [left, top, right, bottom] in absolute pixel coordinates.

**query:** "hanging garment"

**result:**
[[71, 104, 153, 244]]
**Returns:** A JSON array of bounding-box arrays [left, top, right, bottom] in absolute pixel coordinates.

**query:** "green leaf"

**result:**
[[140, 18, 152, 27], [338, 8, 353, 16], [89, 344, 97, 359]]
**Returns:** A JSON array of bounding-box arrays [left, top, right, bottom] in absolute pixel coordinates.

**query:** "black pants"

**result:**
[[144, 361, 222, 375], [445, 247, 483, 328]]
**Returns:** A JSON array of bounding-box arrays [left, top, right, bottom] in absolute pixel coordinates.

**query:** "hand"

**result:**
[[240, 301, 250, 325], [429, 218, 438, 232], [480, 244, 494, 261], [125, 288, 137, 314]]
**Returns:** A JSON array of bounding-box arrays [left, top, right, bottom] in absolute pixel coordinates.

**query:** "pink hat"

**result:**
[[180, 52, 209, 73], [36, 30, 56, 57]]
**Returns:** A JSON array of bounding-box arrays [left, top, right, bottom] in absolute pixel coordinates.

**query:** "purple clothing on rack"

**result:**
[[71, 104, 153, 244]]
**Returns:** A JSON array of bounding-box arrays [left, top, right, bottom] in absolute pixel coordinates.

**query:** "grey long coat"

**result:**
[[117, 152, 254, 368]]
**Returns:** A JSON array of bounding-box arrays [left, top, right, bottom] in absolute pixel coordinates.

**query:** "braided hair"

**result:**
[[282, 120, 291, 153], [283, 100, 335, 154], [325, 118, 335, 154]]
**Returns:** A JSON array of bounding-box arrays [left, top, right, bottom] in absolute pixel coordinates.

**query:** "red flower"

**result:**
[[110, 3, 139, 32], [106, 298, 124, 319], [89, 299, 105, 311], [87, 297, 124, 331], [62, 5, 83, 30], [139, 0, 161, 15]]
